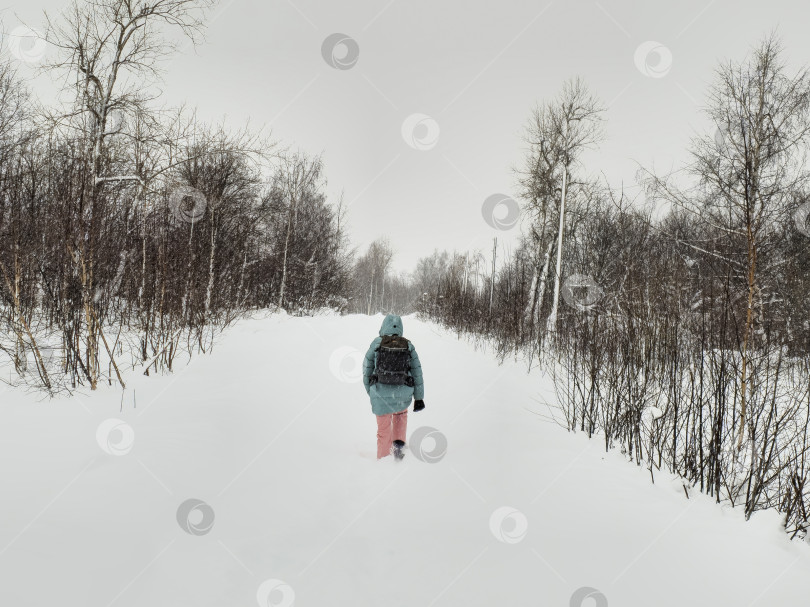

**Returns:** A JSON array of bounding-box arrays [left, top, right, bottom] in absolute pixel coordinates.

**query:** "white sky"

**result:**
[[5, 0, 810, 273]]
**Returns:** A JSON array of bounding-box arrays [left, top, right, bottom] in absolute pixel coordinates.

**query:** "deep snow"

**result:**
[[0, 312, 807, 606]]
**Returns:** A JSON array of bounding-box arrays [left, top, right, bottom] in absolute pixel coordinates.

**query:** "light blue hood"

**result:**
[[379, 314, 403, 337]]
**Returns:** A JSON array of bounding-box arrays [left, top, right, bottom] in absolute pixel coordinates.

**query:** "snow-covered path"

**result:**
[[0, 312, 807, 606]]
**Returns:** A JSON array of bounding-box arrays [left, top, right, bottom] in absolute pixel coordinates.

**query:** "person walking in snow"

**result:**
[[362, 314, 425, 460]]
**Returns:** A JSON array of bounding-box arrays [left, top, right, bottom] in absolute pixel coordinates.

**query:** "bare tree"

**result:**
[[649, 34, 810, 449], [518, 77, 604, 335], [271, 151, 324, 310]]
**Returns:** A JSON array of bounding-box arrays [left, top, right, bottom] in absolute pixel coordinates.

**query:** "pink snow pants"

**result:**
[[376, 410, 408, 459]]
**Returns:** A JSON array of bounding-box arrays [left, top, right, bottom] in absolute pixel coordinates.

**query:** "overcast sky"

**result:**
[[5, 0, 810, 273]]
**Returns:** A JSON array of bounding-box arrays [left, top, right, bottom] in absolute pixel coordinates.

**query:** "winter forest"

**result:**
[[2, 1, 810, 606]]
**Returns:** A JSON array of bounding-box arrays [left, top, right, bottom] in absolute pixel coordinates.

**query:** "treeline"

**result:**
[[412, 36, 810, 537], [0, 0, 351, 392], [345, 238, 423, 315]]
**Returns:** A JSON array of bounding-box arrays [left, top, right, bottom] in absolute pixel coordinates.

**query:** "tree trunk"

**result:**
[[278, 194, 296, 310], [526, 239, 553, 342], [737, 234, 758, 449], [367, 265, 375, 315], [546, 166, 568, 333], [204, 213, 217, 318], [489, 237, 497, 317]]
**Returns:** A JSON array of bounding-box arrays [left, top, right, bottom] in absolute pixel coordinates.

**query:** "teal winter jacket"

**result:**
[[362, 314, 424, 416]]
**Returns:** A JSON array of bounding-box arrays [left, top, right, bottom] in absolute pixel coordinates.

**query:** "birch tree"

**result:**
[[518, 78, 604, 335], [697, 36, 810, 449], [272, 151, 324, 310], [649, 34, 810, 450]]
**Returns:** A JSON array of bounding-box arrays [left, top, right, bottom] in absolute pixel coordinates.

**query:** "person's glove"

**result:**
[[413, 399, 425, 412]]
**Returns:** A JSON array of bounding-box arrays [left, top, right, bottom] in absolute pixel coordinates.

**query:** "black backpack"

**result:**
[[372, 335, 414, 386]]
